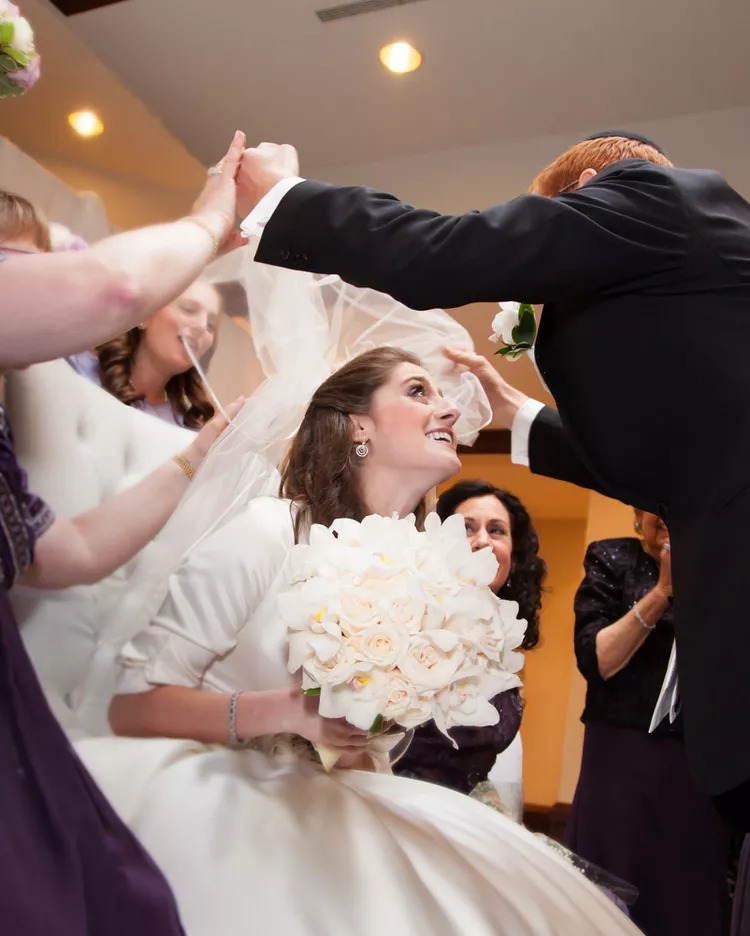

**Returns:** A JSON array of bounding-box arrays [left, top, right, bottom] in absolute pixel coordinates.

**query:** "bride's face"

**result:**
[[356, 362, 461, 483]]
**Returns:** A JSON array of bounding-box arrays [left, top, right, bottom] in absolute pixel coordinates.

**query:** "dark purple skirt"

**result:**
[[0, 591, 185, 935], [566, 721, 730, 936]]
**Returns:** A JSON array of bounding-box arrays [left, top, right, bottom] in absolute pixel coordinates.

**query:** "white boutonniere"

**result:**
[[489, 302, 537, 361]]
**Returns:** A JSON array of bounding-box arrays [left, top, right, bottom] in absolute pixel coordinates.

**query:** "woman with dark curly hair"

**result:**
[[69, 278, 220, 429], [394, 478, 546, 800]]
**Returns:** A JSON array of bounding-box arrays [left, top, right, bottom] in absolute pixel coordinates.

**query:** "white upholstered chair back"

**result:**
[[6, 360, 193, 727]]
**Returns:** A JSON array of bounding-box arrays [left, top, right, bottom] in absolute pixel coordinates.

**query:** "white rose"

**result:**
[[338, 587, 383, 634], [8, 16, 34, 54], [0, 3, 21, 20], [396, 633, 465, 691], [359, 623, 404, 668], [384, 585, 426, 633], [489, 302, 520, 345], [382, 675, 418, 720]]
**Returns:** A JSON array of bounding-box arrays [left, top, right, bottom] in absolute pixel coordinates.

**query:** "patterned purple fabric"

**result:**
[[0, 406, 55, 588], [0, 403, 185, 935], [393, 687, 523, 794]]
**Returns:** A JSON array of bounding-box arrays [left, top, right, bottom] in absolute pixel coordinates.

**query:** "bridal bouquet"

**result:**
[[280, 512, 527, 768], [0, 3, 40, 98], [490, 301, 537, 361]]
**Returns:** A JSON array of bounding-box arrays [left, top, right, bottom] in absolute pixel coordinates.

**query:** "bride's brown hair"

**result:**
[[280, 347, 428, 539]]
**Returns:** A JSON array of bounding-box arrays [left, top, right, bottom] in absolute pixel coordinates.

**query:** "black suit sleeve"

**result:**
[[256, 160, 689, 310], [527, 405, 612, 498]]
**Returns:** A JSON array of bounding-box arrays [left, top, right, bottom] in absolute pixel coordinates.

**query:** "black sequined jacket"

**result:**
[[574, 537, 679, 736]]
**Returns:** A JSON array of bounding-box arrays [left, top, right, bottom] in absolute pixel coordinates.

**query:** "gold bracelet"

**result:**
[[173, 454, 197, 481], [185, 216, 220, 258]]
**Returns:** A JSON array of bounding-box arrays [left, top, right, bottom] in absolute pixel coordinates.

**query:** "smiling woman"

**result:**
[[394, 478, 546, 799], [280, 348, 461, 540], [69, 278, 221, 429]]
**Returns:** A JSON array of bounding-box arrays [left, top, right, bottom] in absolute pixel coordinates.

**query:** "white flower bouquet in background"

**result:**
[[0, 3, 40, 98], [280, 512, 527, 769]]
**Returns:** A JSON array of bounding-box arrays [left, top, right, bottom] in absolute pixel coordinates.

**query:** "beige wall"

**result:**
[[310, 103, 750, 208], [38, 158, 195, 230]]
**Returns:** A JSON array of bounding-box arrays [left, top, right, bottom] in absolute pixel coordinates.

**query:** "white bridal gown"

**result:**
[[76, 497, 642, 936]]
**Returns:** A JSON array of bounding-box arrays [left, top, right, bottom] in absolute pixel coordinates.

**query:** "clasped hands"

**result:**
[[190, 132, 301, 255]]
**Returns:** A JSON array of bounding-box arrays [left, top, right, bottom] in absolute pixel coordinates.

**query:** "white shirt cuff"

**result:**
[[510, 398, 545, 467], [240, 177, 305, 239]]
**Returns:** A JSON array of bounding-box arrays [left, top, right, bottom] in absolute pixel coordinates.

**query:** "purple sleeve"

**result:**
[[0, 407, 55, 587]]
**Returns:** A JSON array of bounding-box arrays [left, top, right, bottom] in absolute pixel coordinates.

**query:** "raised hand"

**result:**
[[236, 142, 300, 218], [182, 395, 246, 470], [191, 131, 247, 251], [443, 346, 529, 429], [655, 542, 673, 599]]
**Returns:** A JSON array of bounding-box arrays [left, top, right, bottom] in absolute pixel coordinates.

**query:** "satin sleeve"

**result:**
[[116, 497, 294, 693]]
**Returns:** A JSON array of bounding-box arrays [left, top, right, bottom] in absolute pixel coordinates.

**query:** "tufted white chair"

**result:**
[[6, 360, 194, 729]]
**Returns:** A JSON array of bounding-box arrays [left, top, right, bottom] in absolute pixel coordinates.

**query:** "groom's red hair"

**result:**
[[529, 137, 673, 197]]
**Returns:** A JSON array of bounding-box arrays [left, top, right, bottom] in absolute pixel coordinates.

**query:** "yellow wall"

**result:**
[[522, 518, 587, 805]]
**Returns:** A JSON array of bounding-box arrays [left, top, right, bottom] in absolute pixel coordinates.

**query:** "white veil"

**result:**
[[72, 241, 491, 735]]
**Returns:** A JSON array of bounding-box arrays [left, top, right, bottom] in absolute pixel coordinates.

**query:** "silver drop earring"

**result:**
[[355, 441, 369, 458]]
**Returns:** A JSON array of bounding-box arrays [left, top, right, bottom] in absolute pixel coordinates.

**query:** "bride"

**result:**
[[73, 256, 642, 936]]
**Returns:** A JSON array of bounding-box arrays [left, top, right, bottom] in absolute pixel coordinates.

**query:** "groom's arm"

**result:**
[[522, 405, 611, 497], [246, 161, 688, 310]]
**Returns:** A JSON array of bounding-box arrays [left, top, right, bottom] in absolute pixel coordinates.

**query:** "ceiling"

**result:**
[[44, 0, 750, 172], [1, 0, 205, 188]]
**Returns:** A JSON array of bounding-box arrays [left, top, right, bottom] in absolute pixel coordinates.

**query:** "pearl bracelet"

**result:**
[[228, 690, 246, 747], [632, 602, 656, 632]]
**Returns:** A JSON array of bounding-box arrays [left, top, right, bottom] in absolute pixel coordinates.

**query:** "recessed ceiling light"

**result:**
[[379, 41, 422, 75], [68, 110, 104, 138]]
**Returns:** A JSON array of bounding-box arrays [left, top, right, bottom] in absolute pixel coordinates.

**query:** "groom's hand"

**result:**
[[237, 142, 300, 217], [443, 346, 529, 429]]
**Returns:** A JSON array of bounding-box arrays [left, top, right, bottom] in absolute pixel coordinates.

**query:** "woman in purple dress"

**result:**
[[394, 479, 546, 801], [0, 132, 246, 933], [565, 510, 731, 936]]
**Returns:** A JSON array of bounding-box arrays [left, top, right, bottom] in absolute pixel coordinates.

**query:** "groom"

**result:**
[[233, 131, 750, 829]]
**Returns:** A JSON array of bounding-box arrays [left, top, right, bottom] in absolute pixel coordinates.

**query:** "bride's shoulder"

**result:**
[[229, 496, 296, 544], [192, 497, 296, 579]]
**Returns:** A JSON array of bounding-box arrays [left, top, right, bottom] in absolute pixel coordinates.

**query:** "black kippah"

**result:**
[[582, 130, 666, 155]]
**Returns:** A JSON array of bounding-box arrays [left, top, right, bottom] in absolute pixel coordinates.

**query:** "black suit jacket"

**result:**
[[257, 159, 750, 794]]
